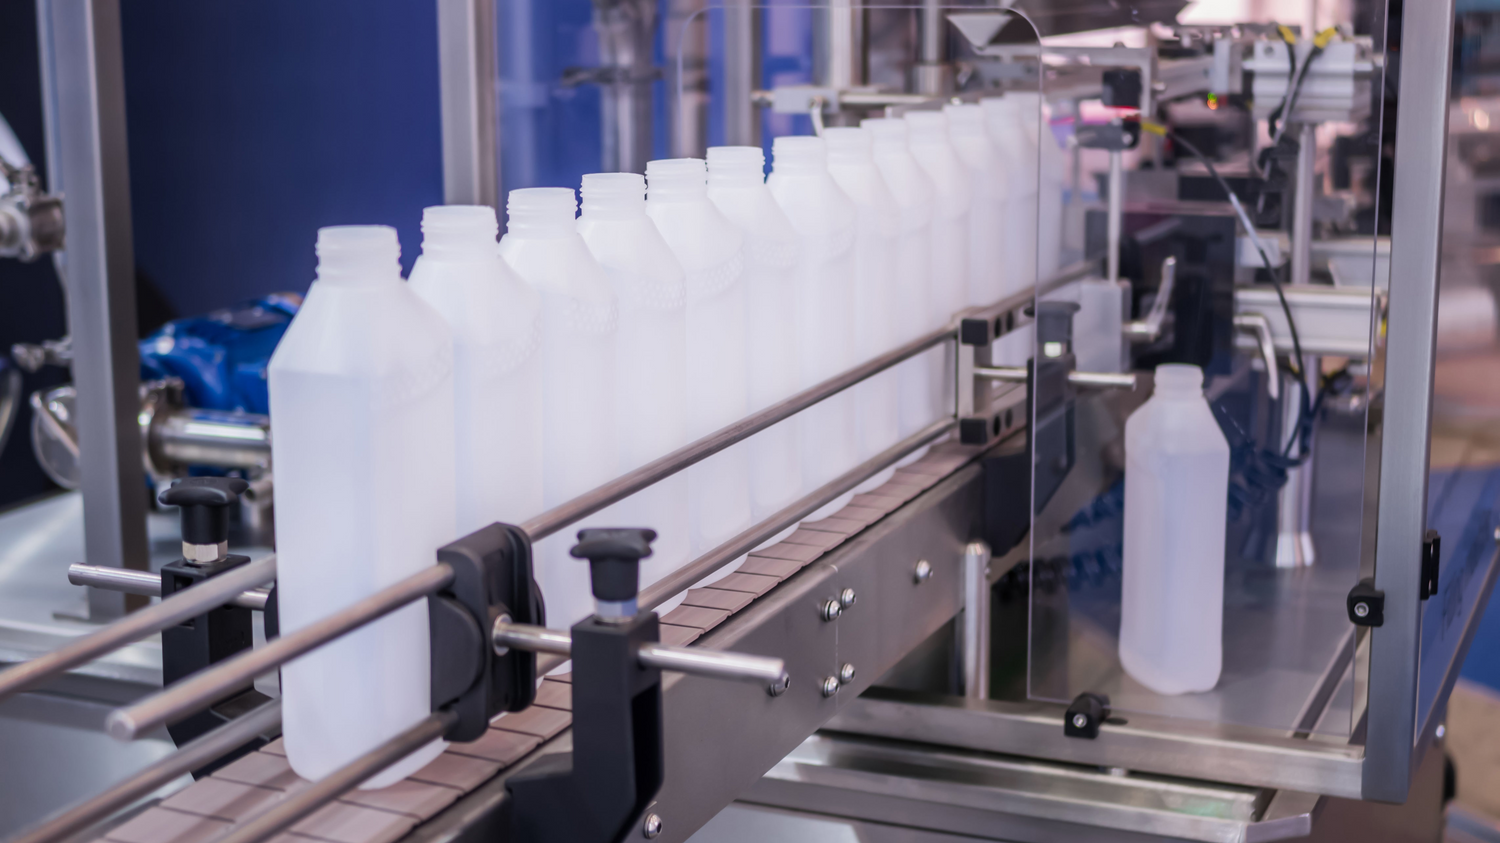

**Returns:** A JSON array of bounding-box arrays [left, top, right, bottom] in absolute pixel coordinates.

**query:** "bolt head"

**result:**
[[767, 673, 791, 697], [1354, 602, 1369, 618], [840, 587, 857, 609], [820, 599, 842, 622], [1072, 713, 1089, 729], [643, 813, 662, 839], [821, 675, 840, 697], [839, 663, 857, 684], [914, 560, 933, 583]]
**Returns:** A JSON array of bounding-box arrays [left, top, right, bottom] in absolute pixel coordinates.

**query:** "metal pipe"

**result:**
[[1107, 148, 1123, 284], [639, 416, 957, 612], [974, 367, 1137, 390], [961, 541, 991, 700], [66, 563, 270, 610], [521, 323, 955, 544], [637, 642, 788, 688], [107, 564, 454, 741], [6, 701, 282, 843], [1291, 123, 1315, 287], [437, 0, 500, 209], [492, 620, 788, 689], [214, 710, 456, 843], [0, 555, 277, 705]]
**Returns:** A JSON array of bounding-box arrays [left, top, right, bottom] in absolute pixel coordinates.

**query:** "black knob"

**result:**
[[158, 477, 249, 546], [569, 528, 656, 604], [1035, 300, 1080, 346]]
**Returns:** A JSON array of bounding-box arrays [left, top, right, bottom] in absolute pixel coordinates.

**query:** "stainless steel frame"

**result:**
[[437, 0, 500, 209]]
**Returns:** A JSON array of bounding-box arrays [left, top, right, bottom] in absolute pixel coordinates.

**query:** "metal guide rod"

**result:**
[[214, 710, 457, 843], [493, 620, 787, 688], [67, 563, 271, 610], [7, 701, 282, 843], [520, 323, 955, 543], [974, 366, 1138, 390], [639, 416, 957, 612], [107, 564, 454, 741], [0, 555, 277, 705]]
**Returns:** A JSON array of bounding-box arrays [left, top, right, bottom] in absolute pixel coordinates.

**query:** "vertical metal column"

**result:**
[[961, 541, 991, 700], [1274, 357, 1317, 568], [1290, 123, 1316, 287], [594, 0, 656, 174], [721, 0, 760, 147], [437, 0, 500, 209], [1363, 0, 1455, 803], [914, 0, 950, 94], [1106, 148, 1122, 284], [40, 0, 148, 619]]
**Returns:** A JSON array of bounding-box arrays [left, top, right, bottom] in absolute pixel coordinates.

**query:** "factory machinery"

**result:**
[[2, 0, 1499, 842]]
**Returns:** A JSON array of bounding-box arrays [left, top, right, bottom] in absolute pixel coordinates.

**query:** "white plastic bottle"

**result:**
[[824, 126, 901, 488], [905, 110, 971, 321], [863, 117, 941, 445], [981, 96, 1039, 297], [1119, 364, 1230, 695], [1009, 91, 1066, 277], [706, 146, 804, 521], [498, 187, 619, 627], [767, 136, 859, 507], [408, 205, 544, 534], [270, 225, 454, 787], [576, 172, 692, 586], [645, 158, 752, 555], [944, 103, 1008, 307]]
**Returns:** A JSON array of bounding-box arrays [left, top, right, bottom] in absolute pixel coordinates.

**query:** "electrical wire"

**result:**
[[1140, 119, 1312, 460]]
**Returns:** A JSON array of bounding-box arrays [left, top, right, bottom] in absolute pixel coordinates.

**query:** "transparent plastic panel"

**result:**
[[1019, 0, 1391, 739]]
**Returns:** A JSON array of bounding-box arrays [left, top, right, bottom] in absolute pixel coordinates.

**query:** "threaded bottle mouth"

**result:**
[[420, 205, 498, 260], [647, 158, 707, 201], [707, 146, 765, 186], [905, 110, 949, 141], [943, 103, 985, 136], [315, 225, 401, 286], [823, 127, 873, 164], [771, 135, 826, 173], [861, 117, 909, 153], [1154, 363, 1204, 396], [581, 172, 646, 218], [506, 187, 578, 237]]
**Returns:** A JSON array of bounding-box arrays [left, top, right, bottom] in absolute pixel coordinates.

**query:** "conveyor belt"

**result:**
[[91, 441, 985, 843]]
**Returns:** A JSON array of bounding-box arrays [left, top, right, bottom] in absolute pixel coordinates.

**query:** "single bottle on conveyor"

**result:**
[[577, 172, 692, 586], [904, 109, 971, 322], [500, 187, 620, 628], [1119, 363, 1231, 695], [645, 157, 753, 556], [706, 145, 805, 522], [269, 225, 455, 787], [408, 204, 544, 534], [944, 103, 1009, 307]]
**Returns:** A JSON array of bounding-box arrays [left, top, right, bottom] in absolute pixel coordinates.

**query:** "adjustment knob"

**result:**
[[569, 528, 656, 621], [158, 477, 248, 562]]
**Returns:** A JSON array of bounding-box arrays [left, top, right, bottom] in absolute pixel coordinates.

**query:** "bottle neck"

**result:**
[[772, 137, 827, 175], [824, 128, 872, 166], [420, 205, 499, 261], [647, 158, 708, 203], [506, 188, 578, 239], [580, 173, 647, 221], [707, 146, 765, 189], [315, 225, 402, 288]]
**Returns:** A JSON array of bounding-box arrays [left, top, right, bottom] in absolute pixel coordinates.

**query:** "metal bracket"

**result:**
[[1420, 529, 1441, 601]]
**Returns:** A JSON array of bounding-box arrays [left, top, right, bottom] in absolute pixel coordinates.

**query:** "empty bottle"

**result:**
[[1009, 91, 1066, 278], [706, 146, 804, 521], [944, 103, 1008, 307], [270, 225, 454, 786], [576, 172, 692, 586], [905, 110, 971, 321], [1119, 364, 1230, 695], [645, 158, 753, 555], [824, 127, 901, 489], [864, 117, 941, 448], [408, 205, 544, 534], [767, 136, 859, 510], [981, 96, 1039, 296], [499, 187, 619, 627]]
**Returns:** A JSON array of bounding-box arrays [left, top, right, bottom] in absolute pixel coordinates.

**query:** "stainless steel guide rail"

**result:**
[[67, 563, 271, 610]]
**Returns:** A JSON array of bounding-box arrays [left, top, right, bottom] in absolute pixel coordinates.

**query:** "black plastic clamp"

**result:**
[[1420, 529, 1441, 601], [1064, 692, 1111, 739], [1348, 578, 1385, 627]]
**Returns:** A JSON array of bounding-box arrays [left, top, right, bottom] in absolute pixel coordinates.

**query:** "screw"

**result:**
[[767, 673, 791, 697], [821, 675, 840, 697], [1354, 602, 1370, 618], [840, 587, 857, 609], [643, 813, 662, 839], [914, 560, 933, 583], [839, 663, 856, 684], [1072, 713, 1089, 730], [820, 599, 842, 622]]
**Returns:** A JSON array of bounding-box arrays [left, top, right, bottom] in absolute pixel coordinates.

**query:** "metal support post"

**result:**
[[1291, 123, 1315, 287], [721, 0, 760, 146], [594, 0, 657, 174], [1107, 148, 1123, 284], [40, 0, 149, 618], [437, 0, 500, 209], [814, 0, 862, 122], [914, 0, 950, 95], [961, 541, 991, 700], [1275, 357, 1318, 568]]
